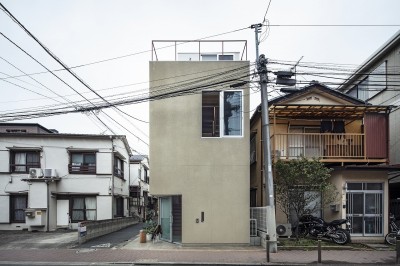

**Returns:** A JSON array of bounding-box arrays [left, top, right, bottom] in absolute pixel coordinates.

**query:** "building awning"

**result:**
[[21, 177, 61, 182], [6, 146, 42, 151], [269, 104, 390, 119], [66, 148, 99, 152], [51, 192, 99, 196]]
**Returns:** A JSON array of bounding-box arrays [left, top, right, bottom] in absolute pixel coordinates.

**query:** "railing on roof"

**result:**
[[151, 40, 247, 61]]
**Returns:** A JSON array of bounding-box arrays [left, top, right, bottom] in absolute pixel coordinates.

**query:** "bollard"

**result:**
[[266, 235, 270, 263], [139, 230, 146, 243], [318, 239, 322, 264], [396, 235, 400, 264]]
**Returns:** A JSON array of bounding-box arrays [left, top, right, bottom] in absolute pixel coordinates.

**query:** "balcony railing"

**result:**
[[272, 133, 367, 160], [68, 164, 96, 174]]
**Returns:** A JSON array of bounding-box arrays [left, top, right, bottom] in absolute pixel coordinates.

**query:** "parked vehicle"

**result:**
[[385, 214, 400, 245], [296, 214, 351, 245]]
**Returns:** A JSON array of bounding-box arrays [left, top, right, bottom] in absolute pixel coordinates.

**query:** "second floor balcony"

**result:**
[[266, 104, 390, 165], [272, 132, 387, 163]]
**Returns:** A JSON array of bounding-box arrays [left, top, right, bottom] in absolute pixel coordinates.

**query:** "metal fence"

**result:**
[[250, 207, 267, 233]]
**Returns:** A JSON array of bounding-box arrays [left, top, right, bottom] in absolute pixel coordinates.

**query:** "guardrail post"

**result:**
[[318, 239, 322, 263]]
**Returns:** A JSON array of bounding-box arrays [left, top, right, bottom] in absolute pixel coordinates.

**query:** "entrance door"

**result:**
[[160, 197, 172, 241], [346, 183, 383, 236], [57, 200, 70, 227], [159, 196, 182, 243]]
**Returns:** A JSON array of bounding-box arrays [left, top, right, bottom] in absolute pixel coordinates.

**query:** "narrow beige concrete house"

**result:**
[[149, 41, 250, 244]]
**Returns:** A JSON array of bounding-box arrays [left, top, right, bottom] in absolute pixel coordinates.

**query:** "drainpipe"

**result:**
[[111, 136, 115, 219], [46, 180, 49, 232], [128, 154, 131, 217]]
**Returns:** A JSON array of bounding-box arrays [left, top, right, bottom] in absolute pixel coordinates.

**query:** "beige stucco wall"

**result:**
[[275, 168, 389, 239], [149, 61, 250, 244], [326, 169, 389, 238]]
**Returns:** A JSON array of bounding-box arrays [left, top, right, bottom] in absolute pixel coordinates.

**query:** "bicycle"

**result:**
[[385, 214, 400, 245]]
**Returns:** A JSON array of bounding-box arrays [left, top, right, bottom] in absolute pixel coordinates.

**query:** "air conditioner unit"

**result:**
[[44, 168, 58, 178], [276, 223, 292, 237], [29, 168, 43, 178]]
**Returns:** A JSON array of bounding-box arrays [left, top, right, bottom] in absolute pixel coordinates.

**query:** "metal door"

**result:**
[[347, 191, 383, 236]]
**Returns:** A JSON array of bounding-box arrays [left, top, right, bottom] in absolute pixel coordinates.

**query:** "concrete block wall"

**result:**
[[78, 217, 139, 244]]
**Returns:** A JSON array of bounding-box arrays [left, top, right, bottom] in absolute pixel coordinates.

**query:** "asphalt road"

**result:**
[[77, 222, 144, 249]]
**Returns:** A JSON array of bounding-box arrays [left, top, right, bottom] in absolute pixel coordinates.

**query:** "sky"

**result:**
[[0, 0, 399, 156]]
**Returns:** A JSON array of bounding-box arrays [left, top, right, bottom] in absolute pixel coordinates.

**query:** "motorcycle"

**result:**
[[296, 214, 351, 245]]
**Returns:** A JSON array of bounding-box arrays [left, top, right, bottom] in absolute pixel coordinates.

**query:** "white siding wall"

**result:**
[[0, 135, 131, 230]]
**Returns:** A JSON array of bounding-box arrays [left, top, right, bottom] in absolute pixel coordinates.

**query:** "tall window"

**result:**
[[70, 197, 96, 222], [10, 195, 27, 223], [250, 134, 257, 164], [144, 168, 149, 183], [202, 90, 243, 137], [114, 156, 124, 178], [115, 197, 124, 217], [10, 151, 40, 173], [69, 152, 96, 174]]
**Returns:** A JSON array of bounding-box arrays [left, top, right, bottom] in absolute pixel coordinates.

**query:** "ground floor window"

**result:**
[[10, 194, 27, 223], [346, 182, 383, 236], [70, 197, 97, 222]]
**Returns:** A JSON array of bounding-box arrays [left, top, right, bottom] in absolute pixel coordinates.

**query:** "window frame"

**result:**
[[69, 196, 97, 222], [10, 150, 40, 173], [202, 90, 243, 138], [114, 156, 124, 179], [355, 61, 387, 101], [69, 152, 96, 174], [10, 194, 28, 223]]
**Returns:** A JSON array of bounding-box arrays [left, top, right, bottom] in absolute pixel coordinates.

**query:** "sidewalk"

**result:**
[[0, 229, 398, 265], [0, 245, 397, 265]]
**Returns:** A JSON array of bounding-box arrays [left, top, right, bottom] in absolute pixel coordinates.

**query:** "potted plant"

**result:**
[[143, 220, 157, 241]]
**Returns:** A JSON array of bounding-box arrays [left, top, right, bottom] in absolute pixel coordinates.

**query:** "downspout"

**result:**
[[46, 180, 49, 232], [128, 155, 131, 217], [111, 136, 115, 218]]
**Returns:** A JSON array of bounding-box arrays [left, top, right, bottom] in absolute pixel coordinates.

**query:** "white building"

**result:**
[[0, 123, 132, 231], [129, 155, 150, 220]]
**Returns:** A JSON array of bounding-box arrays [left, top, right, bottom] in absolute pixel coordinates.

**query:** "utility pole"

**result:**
[[251, 23, 277, 253]]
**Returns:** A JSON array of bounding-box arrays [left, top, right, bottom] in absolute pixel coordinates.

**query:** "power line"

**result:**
[[0, 67, 253, 121], [0, 55, 68, 104], [265, 24, 400, 27], [263, 0, 272, 22], [0, 3, 147, 127], [0, 64, 253, 115], [0, 2, 250, 78], [0, 31, 117, 133]]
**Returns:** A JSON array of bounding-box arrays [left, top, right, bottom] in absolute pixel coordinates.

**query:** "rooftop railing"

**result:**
[[151, 40, 247, 61]]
